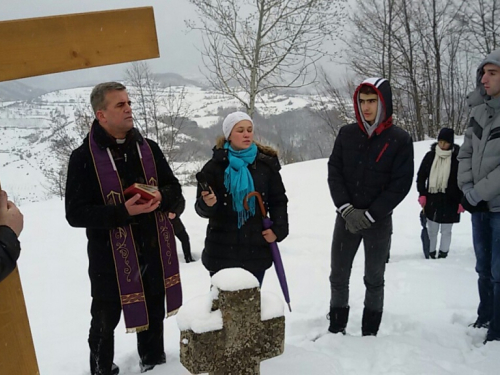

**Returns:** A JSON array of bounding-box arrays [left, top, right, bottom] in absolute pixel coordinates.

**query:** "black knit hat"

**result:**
[[437, 127, 454, 144]]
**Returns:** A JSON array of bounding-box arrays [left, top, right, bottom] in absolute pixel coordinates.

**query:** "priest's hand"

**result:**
[[125, 194, 160, 216], [151, 190, 162, 204], [0, 190, 23, 237]]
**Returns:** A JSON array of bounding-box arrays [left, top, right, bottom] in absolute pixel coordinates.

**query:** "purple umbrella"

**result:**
[[244, 191, 292, 312]]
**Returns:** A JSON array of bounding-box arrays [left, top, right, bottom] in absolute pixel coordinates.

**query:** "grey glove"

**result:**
[[341, 205, 372, 234]]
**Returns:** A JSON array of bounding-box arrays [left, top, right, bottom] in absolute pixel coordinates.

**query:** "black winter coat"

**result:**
[[65, 121, 183, 299], [0, 225, 20, 282], [169, 198, 187, 235], [328, 123, 414, 221], [195, 143, 288, 274], [417, 143, 462, 223]]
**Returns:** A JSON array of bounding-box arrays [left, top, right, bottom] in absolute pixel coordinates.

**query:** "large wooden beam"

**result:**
[[0, 7, 159, 82], [0, 268, 39, 375]]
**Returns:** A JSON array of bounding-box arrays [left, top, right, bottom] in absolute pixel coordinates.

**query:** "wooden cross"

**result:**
[[0, 7, 159, 374], [180, 275, 285, 375]]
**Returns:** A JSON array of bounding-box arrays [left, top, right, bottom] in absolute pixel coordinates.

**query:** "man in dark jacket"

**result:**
[[327, 78, 413, 336], [0, 189, 23, 282], [168, 198, 194, 263], [65, 82, 184, 375], [458, 48, 500, 343]]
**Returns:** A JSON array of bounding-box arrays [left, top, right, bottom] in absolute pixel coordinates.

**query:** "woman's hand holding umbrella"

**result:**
[[244, 191, 292, 312], [262, 229, 277, 243]]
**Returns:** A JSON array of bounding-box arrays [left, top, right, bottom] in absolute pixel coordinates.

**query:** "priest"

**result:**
[[65, 81, 184, 375]]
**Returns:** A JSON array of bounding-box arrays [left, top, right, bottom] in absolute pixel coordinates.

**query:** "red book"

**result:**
[[123, 183, 158, 201]]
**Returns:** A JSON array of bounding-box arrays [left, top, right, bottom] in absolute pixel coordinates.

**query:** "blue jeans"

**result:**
[[471, 212, 500, 341]]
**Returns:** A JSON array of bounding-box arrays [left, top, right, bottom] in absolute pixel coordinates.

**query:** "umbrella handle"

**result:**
[[244, 191, 267, 217]]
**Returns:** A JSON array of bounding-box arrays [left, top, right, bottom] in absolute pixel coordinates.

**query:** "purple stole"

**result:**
[[89, 124, 182, 333]]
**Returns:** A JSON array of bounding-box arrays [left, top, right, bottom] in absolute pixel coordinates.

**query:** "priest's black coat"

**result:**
[[65, 121, 183, 299]]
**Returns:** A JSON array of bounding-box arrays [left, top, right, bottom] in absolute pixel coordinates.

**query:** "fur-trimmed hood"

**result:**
[[214, 136, 278, 157], [212, 137, 280, 171]]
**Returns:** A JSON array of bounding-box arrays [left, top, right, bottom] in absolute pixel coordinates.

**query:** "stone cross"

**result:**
[[0, 8, 159, 374], [179, 269, 285, 375]]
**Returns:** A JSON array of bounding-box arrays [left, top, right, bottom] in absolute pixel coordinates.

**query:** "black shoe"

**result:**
[[111, 363, 119, 375], [429, 251, 436, 259], [484, 334, 500, 344], [140, 353, 166, 373], [362, 308, 383, 336], [469, 319, 490, 329], [327, 306, 349, 335], [438, 250, 448, 259], [184, 254, 194, 263]]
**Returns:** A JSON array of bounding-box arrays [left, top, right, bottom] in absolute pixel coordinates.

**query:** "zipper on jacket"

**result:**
[[376, 143, 389, 162], [124, 153, 127, 162]]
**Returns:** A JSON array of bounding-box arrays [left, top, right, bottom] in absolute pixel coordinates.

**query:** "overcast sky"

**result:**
[[1, 0, 348, 90], [1, 0, 205, 89]]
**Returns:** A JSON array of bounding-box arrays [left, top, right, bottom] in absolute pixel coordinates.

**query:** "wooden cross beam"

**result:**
[[180, 271, 285, 375], [0, 7, 159, 81], [0, 7, 159, 374]]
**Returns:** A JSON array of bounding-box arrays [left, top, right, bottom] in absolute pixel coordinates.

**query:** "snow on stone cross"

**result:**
[[177, 268, 285, 375]]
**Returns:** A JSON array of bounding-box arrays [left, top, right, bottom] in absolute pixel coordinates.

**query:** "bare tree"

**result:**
[[156, 85, 197, 167], [126, 61, 163, 138], [42, 166, 67, 200], [41, 105, 94, 199], [344, 0, 475, 140], [457, 0, 499, 56], [186, 0, 347, 117], [125, 62, 198, 171]]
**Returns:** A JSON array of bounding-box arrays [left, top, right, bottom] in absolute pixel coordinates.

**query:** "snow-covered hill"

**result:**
[[9, 138, 499, 375], [0, 84, 333, 204]]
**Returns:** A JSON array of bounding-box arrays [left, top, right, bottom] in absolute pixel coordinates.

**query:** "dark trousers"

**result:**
[[89, 293, 166, 375], [330, 214, 392, 312], [176, 229, 191, 258], [471, 212, 500, 340]]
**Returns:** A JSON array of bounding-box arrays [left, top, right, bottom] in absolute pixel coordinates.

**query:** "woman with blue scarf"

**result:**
[[195, 111, 289, 285]]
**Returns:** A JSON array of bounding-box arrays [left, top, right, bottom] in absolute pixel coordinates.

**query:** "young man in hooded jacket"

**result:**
[[457, 48, 500, 343], [327, 78, 414, 336]]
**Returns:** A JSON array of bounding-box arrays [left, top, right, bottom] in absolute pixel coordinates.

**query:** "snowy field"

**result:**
[[8, 138, 500, 374]]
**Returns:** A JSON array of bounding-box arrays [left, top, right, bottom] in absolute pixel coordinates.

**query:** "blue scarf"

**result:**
[[224, 142, 258, 228]]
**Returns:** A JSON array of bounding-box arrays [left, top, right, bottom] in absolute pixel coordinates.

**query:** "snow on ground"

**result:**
[[8, 138, 500, 374]]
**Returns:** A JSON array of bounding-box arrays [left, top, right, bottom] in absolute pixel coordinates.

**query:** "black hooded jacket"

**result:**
[[328, 78, 414, 221], [417, 143, 462, 223], [65, 121, 183, 299], [0, 226, 20, 282], [195, 142, 288, 274]]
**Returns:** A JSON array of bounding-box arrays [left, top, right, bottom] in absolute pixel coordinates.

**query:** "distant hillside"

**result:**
[[0, 81, 47, 101], [0, 83, 342, 203], [0, 72, 205, 102], [154, 73, 204, 88]]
